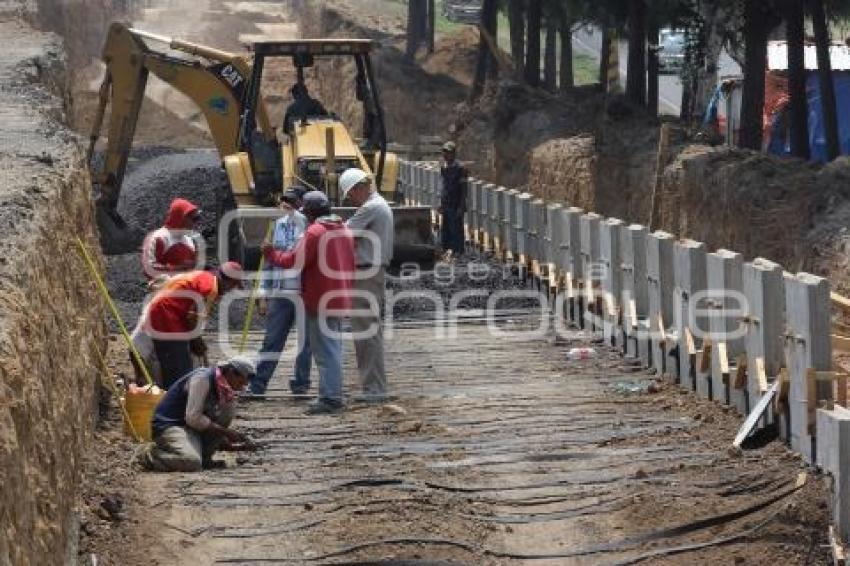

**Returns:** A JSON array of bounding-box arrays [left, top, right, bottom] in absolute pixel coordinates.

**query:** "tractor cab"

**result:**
[[227, 39, 391, 208]]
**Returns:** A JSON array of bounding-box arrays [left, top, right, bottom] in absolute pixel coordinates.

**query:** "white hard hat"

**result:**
[[339, 168, 370, 197]]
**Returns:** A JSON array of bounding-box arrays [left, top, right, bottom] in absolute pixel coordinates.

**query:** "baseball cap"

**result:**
[[302, 190, 331, 214], [222, 356, 256, 379]]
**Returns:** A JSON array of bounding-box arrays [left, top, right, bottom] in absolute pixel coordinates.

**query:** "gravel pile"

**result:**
[[116, 148, 227, 241], [388, 251, 543, 319]]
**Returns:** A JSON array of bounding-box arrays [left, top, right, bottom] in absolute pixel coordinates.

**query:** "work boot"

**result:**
[[304, 398, 343, 415], [352, 392, 392, 405]]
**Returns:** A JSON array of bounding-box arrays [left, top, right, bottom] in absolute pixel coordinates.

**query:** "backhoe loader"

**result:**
[[88, 22, 435, 267]]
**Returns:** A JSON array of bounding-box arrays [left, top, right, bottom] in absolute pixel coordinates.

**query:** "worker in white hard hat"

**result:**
[[339, 167, 393, 403]]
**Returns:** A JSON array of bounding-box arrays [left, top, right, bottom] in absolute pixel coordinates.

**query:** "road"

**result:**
[[572, 27, 740, 117]]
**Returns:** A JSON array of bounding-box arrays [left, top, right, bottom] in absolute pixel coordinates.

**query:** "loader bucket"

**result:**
[[228, 205, 436, 271], [333, 205, 437, 269]]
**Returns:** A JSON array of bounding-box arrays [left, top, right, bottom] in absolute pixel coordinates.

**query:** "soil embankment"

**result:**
[[0, 7, 106, 565], [458, 81, 850, 287]]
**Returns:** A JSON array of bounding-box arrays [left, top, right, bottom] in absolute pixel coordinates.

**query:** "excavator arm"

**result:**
[[88, 23, 274, 251]]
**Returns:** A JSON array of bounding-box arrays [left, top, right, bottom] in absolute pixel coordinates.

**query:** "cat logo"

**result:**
[[208, 96, 230, 115]]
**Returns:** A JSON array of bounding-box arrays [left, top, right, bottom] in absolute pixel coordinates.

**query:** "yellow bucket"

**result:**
[[123, 387, 166, 442]]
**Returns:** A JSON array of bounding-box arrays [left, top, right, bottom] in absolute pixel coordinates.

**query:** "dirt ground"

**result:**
[[82, 290, 831, 564]]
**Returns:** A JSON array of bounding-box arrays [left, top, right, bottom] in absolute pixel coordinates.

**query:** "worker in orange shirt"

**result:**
[[145, 262, 244, 389]]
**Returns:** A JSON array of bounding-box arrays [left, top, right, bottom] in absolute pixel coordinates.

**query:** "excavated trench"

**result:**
[[0, 0, 840, 564]]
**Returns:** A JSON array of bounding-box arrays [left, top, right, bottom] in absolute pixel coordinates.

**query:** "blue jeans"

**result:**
[[307, 315, 344, 406], [252, 297, 312, 394]]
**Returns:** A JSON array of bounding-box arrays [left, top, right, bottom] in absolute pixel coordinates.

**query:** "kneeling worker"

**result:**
[[138, 357, 256, 472]]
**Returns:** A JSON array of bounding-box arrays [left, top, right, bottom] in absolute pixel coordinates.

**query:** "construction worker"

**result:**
[[262, 191, 354, 414], [138, 356, 256, 472], [439, 141, 468, 257], [283, 83, 328, 134], [251, 189, 312, 396], [142, 197, 203, 278], [145, 263, 244, 389], [340, 168, 393, 403]]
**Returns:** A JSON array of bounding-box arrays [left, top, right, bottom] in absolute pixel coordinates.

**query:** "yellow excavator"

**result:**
[[88, 22, 435, 267]]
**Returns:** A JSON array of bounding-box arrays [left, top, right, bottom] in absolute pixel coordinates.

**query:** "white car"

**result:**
[[443, 0, 482, 25], [658, 29, 686, 73]]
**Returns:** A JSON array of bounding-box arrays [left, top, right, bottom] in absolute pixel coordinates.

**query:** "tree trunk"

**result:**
[[739, 0, 769, 150], [810, 0, 840, 160], [406, 0, 427, 61], [626, 0, 647, 106], [427, 0, 436, 54], [525, 0, 541, 86], [786, 0, 810, 159], [600, 27, 611, 93], [485, 0, 498, 81], [544, 17, 557, 91], [471, 0, 499, 99], [509, 0, 525, 73], [647, 18, 659, 117], [559, 10, 573, 91], [694, 4, 727, 121]]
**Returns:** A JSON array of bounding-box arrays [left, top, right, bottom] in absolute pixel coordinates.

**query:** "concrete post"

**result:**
[[491, 187, 505, 256], [478, 183, 486, 251], [707, 249, 746, 412], [503, 189, 518, 257], [546, 203, 564, 281], [430, 166, 441, 210], [469, 179, 481, 246], [784, 272, 832, 463], [674, 239, 707, 390], [743, 258, 785, 431], [563, 207, 585, 326], [580, 213, 602, 332], [646, 231, 675, 376], [600, 218, 625, 347], [529, 199, 545, 277], [516, 193, 532, 277], [816, 406, 850, 544], [621, 224, 650, 362]]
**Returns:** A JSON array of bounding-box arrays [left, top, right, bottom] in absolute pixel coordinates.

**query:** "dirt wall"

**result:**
[[0, 13, 105, 566]]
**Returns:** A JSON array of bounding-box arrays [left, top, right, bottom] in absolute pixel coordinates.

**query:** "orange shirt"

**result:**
[[147, 270, 218, 334]]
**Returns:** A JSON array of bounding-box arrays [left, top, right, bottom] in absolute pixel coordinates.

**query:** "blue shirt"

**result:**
[[263, 211, 307, 292]]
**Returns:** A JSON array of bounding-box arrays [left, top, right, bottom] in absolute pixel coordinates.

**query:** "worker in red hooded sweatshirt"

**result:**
[[143, 198, 203, 278], [146, 262, 244, 389]]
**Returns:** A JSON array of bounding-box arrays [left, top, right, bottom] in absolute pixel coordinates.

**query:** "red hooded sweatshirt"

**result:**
[[146, 270, 219, 335], [143, 198, 200, 278], [263, 216, 354, 315]]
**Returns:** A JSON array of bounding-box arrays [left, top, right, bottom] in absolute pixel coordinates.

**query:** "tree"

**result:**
[[693, 1, 734, 122], [810, 0, 840, 160], [405, 0, 428, 61], [525, 0, 542, 86], [739, 0, 780, 150], [544, 16, 557, 91], [599, 27, 612, 92], [558, 5, 574, 90], [509, 0, 526, 73], [647, 16, 660, 117], [427, 0, 436, 54], [471, 0, 499, 99], [786, 0, 810, 159], [626, 0, 647, 106]]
